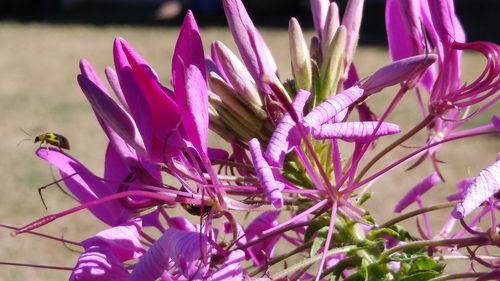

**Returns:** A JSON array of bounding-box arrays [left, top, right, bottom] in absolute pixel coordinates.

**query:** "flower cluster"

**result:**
[[5, 0, 499, 280]]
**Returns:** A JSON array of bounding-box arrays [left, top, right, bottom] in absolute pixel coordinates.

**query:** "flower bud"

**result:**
[[289, 17, 312, 91], [318, 25, 346, 101], [362, 54, 438, 95], [341, 0, 364, 79], [212, 41, 263, 110], [209, 73, 263, 130], [321, 2, 340, 59]]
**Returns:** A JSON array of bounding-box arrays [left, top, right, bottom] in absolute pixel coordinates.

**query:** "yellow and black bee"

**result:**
[[34, 133, 70, 150]]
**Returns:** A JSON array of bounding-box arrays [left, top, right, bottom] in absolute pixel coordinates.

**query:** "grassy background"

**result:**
[[0, 23, 498, 279]]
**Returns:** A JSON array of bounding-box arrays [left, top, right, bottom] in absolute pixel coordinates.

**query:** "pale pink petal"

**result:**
[[129, 228, 209, 281], [249, 139, 284, 209], [452, 155, 500, 219], [104, 67, 129, 111], [36, 149, 123, 226], [82, 220, 144, 261], [395, 172, 442, 213], [341, 0, 364, 69], [70, 245, 129, 281], [303, 86, 364, 129], [265, 90, 311, 166], [312, 121, 401, 142]]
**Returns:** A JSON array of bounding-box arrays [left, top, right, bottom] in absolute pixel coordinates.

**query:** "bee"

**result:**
[[181, 203, 213, 217], [34, 133, 70, 150]]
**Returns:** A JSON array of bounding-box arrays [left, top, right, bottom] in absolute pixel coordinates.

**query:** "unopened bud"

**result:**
[[318, 25, 346, 101], [209, 73, 263, 130], [321, 2, 340, 59], [213, 41, 263, 109], [362, 54, 438, 95], [341, 0, 364, 79], [289, 18, 312, 91]]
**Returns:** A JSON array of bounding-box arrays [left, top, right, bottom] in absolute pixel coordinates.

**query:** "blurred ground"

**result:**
[[0, 22, 498, 280]]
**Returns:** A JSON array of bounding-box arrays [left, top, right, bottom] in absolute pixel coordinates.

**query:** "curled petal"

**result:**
[[452, 155, 500, 219], [82, 220, 144, 262], [249, 139, 284, 209], [312, 121, 401, 142], [70, 245, 129, 281], [303, 86, 364, 129], [36, 149, 123, 226], [447, 177, 474, 201], [129, 228, 209, 281], [395, 172, 442, 213], [265, 90, 311, 166]]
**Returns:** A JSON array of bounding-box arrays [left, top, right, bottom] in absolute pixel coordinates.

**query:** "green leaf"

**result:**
[[304, 215, 331, 242], [399, 271, 441, 281]]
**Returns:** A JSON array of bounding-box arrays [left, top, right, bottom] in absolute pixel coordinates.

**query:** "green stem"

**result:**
[[249, 241, 313, 277], [355, 114, 435, 183], [378, 202, 457, 228], [429, 272, 490, 281], [378, 236, 489, 262], [270, 245, 357, 280]]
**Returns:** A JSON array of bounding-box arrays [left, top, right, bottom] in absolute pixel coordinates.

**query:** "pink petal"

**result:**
[[129, 228, 209, 281], [78, 74, 146, 155], [182, 64, 209, 155], [428, 0, 465, 46], [104, 67, 129, 111], [82, 220, 144, 262], [70, 245, 129, 281], [312, 121, 401, 142], [452, 155, 500, 219], [395, 172, 442, 213], [36, 149, 123, 226], [303, 86, 364, 129], [249, 139, 284, 209], [341, 0, 364, 68], [492, 115, 500, 132], [265, 90, 311, 166], [114, 38, 180, 144], [172, 11, 206, 115], [222, 0, 277, 92]]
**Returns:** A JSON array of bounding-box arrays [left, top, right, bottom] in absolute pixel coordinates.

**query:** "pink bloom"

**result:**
[[312, 121, 401, 142]]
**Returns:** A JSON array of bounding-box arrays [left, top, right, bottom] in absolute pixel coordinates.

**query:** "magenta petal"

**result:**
[[183, 64, 209, 155], [129, 228, 209, 281], [211, 250, 247, 280], [312, 121, 401, 142], [78, 74, 147, 155], [105, 67, 129, 111], [265, 90, 311, 166], [249, 139, 284, 209], [36, 149, 123, 226], [82, 220, 144, 261], [222, 0, 277, 91], [395, 172, 442, 213], [69, 245, 129, 281], [115, 38, 180, 142], [452, 155, 500, 219], [208, 147, 229, 160], [303, 86, 364, 129]]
